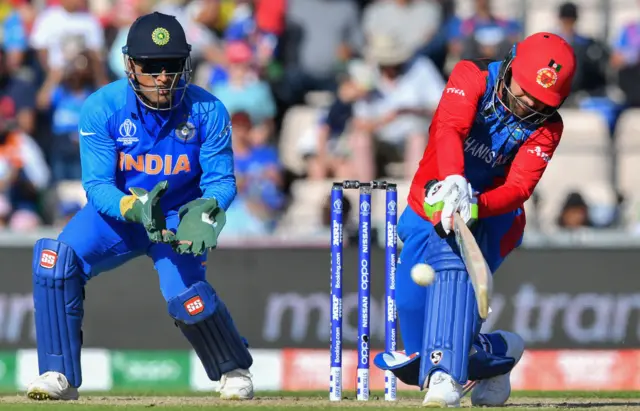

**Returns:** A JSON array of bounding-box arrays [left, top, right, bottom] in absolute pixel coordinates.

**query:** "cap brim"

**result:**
[[127, 49, 190, 59]]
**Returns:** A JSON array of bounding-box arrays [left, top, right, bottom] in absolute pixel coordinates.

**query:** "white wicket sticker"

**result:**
[[385, 370, 397, 401], [330, 367, 342, 401], [357, 368, 369, 401]]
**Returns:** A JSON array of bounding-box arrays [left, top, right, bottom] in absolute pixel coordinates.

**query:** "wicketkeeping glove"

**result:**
[[173, 198, 226, 256], [119, 180, 176, 243], [424, 176, 478, 238]]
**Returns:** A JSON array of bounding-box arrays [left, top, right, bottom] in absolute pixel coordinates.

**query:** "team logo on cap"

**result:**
[[536, 67, 557, 88], [152, 27, 170, 46], [536, 59, 563, 89]]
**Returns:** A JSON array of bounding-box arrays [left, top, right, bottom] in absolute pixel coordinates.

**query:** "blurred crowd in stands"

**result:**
[[0, 0, 637, 237]]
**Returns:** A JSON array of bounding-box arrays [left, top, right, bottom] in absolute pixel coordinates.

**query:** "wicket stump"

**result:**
[[330, 180, 398, 402]]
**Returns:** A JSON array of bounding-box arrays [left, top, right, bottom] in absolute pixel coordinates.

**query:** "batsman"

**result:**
[[27, 12, 254, 401], [375, 32, 576, 407]]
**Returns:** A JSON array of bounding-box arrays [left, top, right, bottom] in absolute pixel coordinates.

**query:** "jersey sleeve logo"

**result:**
[[526, 146, 551, 162], [79, 129, 96, 136], [445, 87, 466, 96]]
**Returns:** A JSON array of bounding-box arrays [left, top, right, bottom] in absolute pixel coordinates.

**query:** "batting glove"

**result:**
[[424, 175, 478, 238]]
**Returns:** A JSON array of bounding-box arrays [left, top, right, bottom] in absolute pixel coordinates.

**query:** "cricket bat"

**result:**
[[453, 213, 493, 319]]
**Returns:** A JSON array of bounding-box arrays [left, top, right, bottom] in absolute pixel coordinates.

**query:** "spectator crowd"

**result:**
[[0, 0, 637, 236]]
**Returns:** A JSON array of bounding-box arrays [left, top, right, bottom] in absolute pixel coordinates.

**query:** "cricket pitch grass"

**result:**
[[1, 390, 639, 410]]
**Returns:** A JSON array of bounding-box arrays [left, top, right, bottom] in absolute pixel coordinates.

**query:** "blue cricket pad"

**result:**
[[167, 281, 253, 381], [419, 269, 481, 387], [374, 351, 421, 386], [468, 333, 516, 381], [375, 333, 516, 385], [32, 238, 84, 388]]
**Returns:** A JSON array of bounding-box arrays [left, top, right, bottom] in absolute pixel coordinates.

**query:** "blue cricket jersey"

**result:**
[[78, 79, 236, 221]]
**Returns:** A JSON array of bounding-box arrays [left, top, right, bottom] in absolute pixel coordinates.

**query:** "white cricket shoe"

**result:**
[[26, 371, 79, 401], [218, 368, 254, 400], [422, 371, 463, 408], [471, 331, 525, 406]]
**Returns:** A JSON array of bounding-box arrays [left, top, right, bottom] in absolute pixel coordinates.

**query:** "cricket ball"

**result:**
[[411, 263, 435, 286]]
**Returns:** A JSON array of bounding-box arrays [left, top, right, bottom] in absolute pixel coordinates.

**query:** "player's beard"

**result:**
[[505, 92, 532, 119], [499, 81, 555, 125]]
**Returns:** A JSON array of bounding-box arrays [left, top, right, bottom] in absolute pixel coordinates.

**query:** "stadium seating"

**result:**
[[524, 0, 604, 38], [614, 108, 640, 229], [275, 179, 411, 240], [531, 109, 616, 231], [456, 0, 523, 20], [555, 108, 611, 153], [278, 105, 321, 176], [610, 0, 640, 42], [56, 180, 87, 208], [535, 152, 617, 231], [275, 179, 345, 237]]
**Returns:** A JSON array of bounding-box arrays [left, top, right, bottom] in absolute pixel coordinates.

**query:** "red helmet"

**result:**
[[510, 32, 576, 107]]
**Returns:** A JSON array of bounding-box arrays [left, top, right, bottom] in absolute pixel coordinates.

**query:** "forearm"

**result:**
[[84, 181, 127, 221], [201, 176, 237, 211], [477, 185, 529, 218]]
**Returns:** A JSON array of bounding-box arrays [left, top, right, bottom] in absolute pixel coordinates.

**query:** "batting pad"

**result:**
[[167, 281, 253, 381], [32, 238, 84, 388], [419, 269, 481, 388]]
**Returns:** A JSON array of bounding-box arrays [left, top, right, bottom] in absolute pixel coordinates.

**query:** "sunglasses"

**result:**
[[134, 58, 185, 74]]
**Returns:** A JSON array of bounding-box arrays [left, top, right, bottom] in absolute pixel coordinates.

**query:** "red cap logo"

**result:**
[[536, 67, 558, 88]]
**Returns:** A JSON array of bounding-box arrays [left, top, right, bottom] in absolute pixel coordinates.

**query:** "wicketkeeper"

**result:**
[[375, 32, 576, 407], [27, 12, 253, 401]]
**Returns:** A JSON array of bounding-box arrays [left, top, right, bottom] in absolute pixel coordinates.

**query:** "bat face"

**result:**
[[453, 213, 493, 319]]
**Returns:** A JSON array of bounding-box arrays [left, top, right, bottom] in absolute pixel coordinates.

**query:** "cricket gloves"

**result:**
[[172, 198, 226, 256], [424, 175, 478, 238], [120, 180, 175, 243]]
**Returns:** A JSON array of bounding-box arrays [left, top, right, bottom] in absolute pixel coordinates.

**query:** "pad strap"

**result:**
[[374, 351, 421, 386], [32, 239, 84, 387], [168, 281, 253, 381]]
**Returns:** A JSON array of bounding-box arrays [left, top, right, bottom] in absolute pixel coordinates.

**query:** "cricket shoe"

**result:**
[[470, 331, 525, 406], [218, 368, 254, 400], [422, 371, 463, 408], [26, 371, 79, 401]]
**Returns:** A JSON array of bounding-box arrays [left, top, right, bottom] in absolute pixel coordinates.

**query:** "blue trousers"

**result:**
[[395, 206, 525, 356], [35, 203, 256, 388], [58, 203, 206, 301]]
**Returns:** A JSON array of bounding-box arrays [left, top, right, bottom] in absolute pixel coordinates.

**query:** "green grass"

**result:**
[[0, 390, 638, 410]]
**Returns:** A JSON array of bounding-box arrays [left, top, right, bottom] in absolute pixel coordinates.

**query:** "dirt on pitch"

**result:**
[[1, 395, 639, 410]]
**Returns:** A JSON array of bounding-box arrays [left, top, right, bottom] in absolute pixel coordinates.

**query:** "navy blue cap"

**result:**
[[124, 12, 191, 59]]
